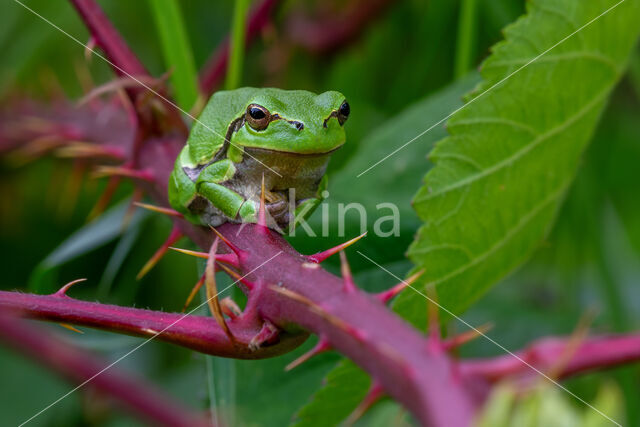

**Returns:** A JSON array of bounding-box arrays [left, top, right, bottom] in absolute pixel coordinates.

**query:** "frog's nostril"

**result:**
[[292, 121, 304, 131]]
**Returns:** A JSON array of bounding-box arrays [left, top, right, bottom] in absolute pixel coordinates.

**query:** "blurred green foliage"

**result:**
[[1, 0, 639, 426]]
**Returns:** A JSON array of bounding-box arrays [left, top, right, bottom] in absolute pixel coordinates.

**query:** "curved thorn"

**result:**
[[54, 278, 88, 297], [217, 263, 255, 291], [169, 247, 208, 259], [345, 381, 384, 425], [87, 176, 120, 221], [55, 142, 125, 160], [249, 320, 279, 351], [134, 202, 184, 218], [307, 232, 367, 263], [169, 247, 240, 267], [285, 336, 332, 371], [59, 323, 84, 334], [181, 275, 206, 312], [137, 226, 184, 280], [375, 269, 425, 304], [210, 226, 244, 257], [426, 285, 441, 352], [92, 165, 154, 182], [268, 285, 357, 336], [206, 239, 235, 343], [122, 187, 144, 230], [443, 323, 493, 351], [258, 173, 267, 230], [339, 251, 357, 294], [219, 297, 242, 319]]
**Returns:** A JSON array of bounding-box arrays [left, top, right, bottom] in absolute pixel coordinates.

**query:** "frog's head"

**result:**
[[230, 88, 348, 155]]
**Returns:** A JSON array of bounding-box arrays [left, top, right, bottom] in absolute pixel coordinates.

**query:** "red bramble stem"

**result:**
[[0, 312, 209, 427]]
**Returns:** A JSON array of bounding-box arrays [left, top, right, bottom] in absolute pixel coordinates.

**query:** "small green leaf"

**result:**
[[291, 360, 370, 427], [149, 0, 200, 110], [225, 0, 250, 90]]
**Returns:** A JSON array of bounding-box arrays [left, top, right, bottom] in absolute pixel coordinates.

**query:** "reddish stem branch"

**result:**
[[70, 0, 148, 78], [460, 335, 640, 383], [0, 312, 209, 427], [0, 290, 306, 359]]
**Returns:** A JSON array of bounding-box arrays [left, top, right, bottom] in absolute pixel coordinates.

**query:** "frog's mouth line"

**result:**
[[243, 144, 344, 157]]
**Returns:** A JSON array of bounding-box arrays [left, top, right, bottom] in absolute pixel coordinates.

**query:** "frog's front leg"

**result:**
[[288, 175, 328, 231], [197, 160, 257, 223]]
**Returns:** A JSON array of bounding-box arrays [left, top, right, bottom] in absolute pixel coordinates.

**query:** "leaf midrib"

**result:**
[[416, 83, 612, 203]]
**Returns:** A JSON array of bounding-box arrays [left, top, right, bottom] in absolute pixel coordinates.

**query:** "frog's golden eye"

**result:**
[[337, 100, 350, 125], [246, 104, 271, 131]]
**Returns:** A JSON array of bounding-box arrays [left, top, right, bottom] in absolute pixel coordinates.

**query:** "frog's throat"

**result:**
[[182, 144, 341, 183]]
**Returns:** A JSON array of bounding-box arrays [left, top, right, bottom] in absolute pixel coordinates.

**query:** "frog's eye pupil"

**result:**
[[249, 107, 266, 120], [337, 101, 350, 125], [245, 104, 271, 130], [339, 101, 350, 118]]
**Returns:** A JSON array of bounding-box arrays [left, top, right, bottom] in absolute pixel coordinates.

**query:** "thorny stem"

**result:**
[[1, 0, 639, 425], [0, 312, 209, 427], [0, 289, 307, 360]]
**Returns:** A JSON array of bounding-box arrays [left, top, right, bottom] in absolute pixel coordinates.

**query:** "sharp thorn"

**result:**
[[87, 176, 120, 221], [217, 263, 255, 290], [545, 310, 595, 380], [339, 251, 357, 294], [54, 278, 87, 297], [249, 320, 279, 351], [443, 323, 493, 351], [206, 239, 235, 343], [375, 269, 425, 304], [136, 226, 183, 280], [122, 187, 144, 230], [209, 226, 245, 257], [345, 381, 384, 425], [285, 336, 332, 371], [268, 286, 357, 337], [169, 247, 240, 267], [181, 275, 206, 312], [426, 285, 441, 352], [219, 297, 242, 319], [59, 323, 84, 334], [307, 232, 367, 263], [134, 202, 184, 218], [57, 161, 86, 217], [169, 247, 208, 259], [85, 36, 96, 62], [92, 165, 154, 182], [55, 143, 125, 161], [257, 173, 267, 230]]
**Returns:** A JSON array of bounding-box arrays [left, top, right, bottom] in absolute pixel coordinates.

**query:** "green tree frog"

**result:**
[[168, 87, 349, 231]]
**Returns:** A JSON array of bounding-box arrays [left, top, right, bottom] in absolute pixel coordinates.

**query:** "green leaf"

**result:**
[[149, 0, 200, 110], [292, 360, 370, 427], [405, 0, 640, 321]]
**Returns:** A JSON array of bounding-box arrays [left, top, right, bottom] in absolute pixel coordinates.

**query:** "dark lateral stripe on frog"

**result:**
[[182, 110, 332, 182]]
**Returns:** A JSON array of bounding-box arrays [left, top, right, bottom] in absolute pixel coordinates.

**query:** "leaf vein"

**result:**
[[415, 85, 611, 203]]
